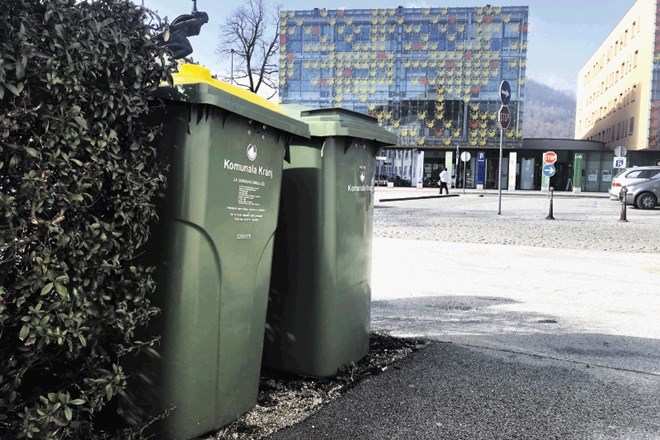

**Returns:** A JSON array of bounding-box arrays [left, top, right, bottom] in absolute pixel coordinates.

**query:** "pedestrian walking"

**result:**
[[438, 166, 449, 195]]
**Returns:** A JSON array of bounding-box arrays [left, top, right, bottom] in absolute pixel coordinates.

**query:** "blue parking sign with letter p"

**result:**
[[613, 157, 626, 168]]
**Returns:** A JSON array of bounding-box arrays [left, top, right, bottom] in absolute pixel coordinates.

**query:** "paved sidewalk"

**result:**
[[266, 193, 660, 440], [375, 186, 610, 202]]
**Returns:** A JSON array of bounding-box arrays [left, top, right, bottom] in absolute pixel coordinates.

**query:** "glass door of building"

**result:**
[[520, 158, 535, 190], [455, 156, 476, 188], [423, 160, 443, 187], [485, 157, 509, 189]]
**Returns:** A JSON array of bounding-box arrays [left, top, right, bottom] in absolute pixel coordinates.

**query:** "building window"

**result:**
[[629, 117, 634, 135]]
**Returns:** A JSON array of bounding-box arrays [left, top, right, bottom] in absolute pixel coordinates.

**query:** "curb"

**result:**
[[379, 194, 460, 202], [375, 191, 611, 202]]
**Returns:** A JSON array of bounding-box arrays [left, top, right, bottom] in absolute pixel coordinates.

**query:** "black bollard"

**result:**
[[546, 186, 555, 220], [619, 187, 629, 222]]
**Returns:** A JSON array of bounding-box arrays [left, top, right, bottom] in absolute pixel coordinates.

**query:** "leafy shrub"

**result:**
[[0, 0, 174, 438]]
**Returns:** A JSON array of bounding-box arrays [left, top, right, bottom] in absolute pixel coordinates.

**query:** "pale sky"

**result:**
[[142, 0, 638, 95]]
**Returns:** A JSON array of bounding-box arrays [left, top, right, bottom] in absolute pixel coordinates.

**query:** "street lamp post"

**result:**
[[230, 49, 235, 84]]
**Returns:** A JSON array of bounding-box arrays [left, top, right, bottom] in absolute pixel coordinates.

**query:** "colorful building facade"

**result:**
[[279, 6, 529, 188]]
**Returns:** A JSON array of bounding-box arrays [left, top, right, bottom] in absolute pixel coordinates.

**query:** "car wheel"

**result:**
[[635, 192, 657, 210]]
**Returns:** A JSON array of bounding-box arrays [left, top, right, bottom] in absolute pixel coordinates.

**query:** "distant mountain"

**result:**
[[523, 79, 576, 139]]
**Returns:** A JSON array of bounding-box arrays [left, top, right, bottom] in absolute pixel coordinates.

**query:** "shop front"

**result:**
[[377, 138, 650, 193], [416, 139, 611, 192]]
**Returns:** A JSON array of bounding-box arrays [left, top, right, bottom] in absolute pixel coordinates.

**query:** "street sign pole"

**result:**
[[455, 145, 460, 189], [460, 151, 471, 195], [498, 126, 503, 215], [497, 80, 511, 216]]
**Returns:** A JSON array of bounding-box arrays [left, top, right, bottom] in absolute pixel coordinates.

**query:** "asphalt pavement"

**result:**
[[266, 188, 660, 440]]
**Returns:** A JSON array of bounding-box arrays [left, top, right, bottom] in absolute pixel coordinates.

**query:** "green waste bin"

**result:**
[[262, 105, 397, 377], [120, 65, 309, 440]]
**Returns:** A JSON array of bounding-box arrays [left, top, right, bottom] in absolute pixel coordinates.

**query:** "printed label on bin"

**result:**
[[348, 165, 373, 193], [224, 142, 275, 229]]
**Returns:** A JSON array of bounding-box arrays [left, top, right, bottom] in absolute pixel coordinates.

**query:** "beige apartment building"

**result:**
[[576, 0, 660, 168]]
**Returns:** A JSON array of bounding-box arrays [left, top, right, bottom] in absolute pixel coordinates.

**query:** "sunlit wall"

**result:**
[[575, 0, 660, 153]]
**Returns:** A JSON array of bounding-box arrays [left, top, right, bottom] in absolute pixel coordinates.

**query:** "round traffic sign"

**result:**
[[543, 151, 557, 164], [542, 164, 556, 177], [614, 145, 627, 157], [499, 80, 511, 105], [498, 105, 510, 129], [460, 151, 471, 162]]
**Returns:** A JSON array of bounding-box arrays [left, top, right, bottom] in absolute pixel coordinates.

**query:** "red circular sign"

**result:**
[[498, 106, 510, 129], [543, 151, 557, 164]]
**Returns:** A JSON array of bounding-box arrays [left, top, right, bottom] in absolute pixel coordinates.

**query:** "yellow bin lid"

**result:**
[[158, 64, 309, 138]]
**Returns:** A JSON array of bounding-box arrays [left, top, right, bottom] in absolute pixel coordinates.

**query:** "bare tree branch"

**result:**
[[217, 0, 281, 98]]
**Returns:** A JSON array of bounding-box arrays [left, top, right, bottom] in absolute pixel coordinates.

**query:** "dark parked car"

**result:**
[[621, 173, 660, 209], [374, 174, 390, 186], [423, 176, 438, 187]]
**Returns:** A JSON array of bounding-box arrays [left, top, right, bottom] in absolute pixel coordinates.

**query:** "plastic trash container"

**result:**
[[119, 65, 309, 440], [262, 105, 397, 377]]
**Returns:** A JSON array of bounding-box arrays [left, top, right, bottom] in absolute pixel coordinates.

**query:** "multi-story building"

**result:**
[[279, 6, 529, 189], [576, 0, 660, 182]]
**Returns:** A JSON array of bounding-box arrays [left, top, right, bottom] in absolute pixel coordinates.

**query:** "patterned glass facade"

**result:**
[[279, 6, 529, 150]]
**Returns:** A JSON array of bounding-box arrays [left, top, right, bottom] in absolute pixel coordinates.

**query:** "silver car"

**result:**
[[609, 166, 660, 199], [622, 173, 660, 209]]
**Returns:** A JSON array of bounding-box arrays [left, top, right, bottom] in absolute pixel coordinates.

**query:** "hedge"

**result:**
[[0, 1, 175, 438]]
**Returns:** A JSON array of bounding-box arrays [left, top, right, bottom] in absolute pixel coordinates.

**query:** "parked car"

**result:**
[[621, 173, 660, 209], [609, 166, 660, 199], [374, 174, 390, 186], [423, 176, 438, 187]]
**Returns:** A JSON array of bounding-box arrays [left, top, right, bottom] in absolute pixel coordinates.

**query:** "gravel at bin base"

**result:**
[[211, 333, 427, 440]]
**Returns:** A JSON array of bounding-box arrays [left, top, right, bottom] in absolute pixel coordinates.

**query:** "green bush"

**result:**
[[0, 0, 174, 438]]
